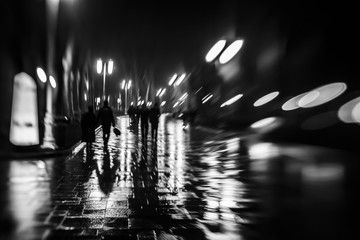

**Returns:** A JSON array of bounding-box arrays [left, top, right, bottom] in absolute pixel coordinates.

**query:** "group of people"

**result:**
[[128, 102, 161, 141], [81, 100, 161, 153]]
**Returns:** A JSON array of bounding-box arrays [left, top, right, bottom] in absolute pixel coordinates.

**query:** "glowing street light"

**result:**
[[121, 79, 132, 113], [97, 58, 114, 101], [205, 39, 227, 62], [219, 39, 244, 64]]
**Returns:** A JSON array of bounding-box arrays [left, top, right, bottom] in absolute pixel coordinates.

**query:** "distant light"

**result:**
[[175, 73, 186, 86], [84, 93, 87, 101], [117, 98, 120, 103], [250, 117, 277, 129], [220, 94, 243, 107], [338, 96, 360, 123], [96, 59, 102, 74], [160, 88, 166, 97], [169, 74, 178, 86], [107, 59, 114, 74], [161, 101, 166, 107], [179, 92, 188, 101], [254, 91, 279, 107], [49, 76, 56, 88], [131, 101, 134, 106], [173, 102, 179, 108], [298, 91, 320, 107], [281, 93, 308, 111], [127, 80, 132, 89], [299, 82, 347, 108], [202, 94, 213, 104], [219, 39, 244, 64], [205, 40, 226, 62], [121, 80, 125, 89], [36, 67, 47, 83], [156, 88, 162, 96]]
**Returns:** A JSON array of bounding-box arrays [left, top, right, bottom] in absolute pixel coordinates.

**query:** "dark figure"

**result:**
[[139, 103, 149, 141], [81, 105, 97, 153], [149, 102, 161, 140], [127, 105, 136, 129], [97, 100, 115, 149]]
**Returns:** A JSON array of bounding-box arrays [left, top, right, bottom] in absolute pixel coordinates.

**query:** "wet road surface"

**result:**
[[0, 114, 359, 240]]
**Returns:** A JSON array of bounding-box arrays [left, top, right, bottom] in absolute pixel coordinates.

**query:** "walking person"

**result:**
[[81, 105, 97, 154], [97, 100, 115, 149], [149, 102, 161, 140], [139, 103, 149, 142]]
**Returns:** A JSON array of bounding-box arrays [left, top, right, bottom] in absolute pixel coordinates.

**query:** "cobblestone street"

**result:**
[[1, 115, 358, 240]]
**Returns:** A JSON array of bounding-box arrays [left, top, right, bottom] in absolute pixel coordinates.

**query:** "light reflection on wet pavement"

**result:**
[[0, 114, 359, 240]]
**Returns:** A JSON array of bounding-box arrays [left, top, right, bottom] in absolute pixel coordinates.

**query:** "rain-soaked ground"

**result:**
[[0, 114, 359, 240]]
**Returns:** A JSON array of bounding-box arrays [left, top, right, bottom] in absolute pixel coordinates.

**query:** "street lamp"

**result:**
[[36, 67, 57, 149], [121, 79, 132, 113], [97, 58, 114, 102]]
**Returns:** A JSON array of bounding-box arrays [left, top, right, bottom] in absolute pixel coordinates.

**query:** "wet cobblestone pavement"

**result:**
[[1, 115, 359, 240]]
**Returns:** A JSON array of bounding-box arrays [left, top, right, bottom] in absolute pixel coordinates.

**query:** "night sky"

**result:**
[[67, 0, 240, 87]]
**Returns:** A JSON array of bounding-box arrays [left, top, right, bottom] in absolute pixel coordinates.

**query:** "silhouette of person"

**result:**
[[95, 150, 120, 195], [81, 105, 97, 153], [97, 100, 115, 149], [139, 103, 149, 142], [149, 102, 161, 140], [127, 105, 135, 129]]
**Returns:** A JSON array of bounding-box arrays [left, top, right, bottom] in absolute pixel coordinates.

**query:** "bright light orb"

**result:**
[[205, 40, 226, 62], [219, 39, 244, 64], [254, 91, 279, 107], [108, 59, 114, 74], [49, 75, 56, 88], [96, 59, 102, 74], [36, 67, 47, 83]]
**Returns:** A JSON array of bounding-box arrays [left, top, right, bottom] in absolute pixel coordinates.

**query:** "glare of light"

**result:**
[[175, 74, 186, 86], [205, 39, 227, 62], [131, 101, 134, 106], [36, 67, 47, 83], [248, 142, 280, 159], [281, 92, 308, 111], [220, 94, 243, 107], [300, 82, 347, 108], [96, 97, 101, 103], [219, 39, 244, 64], [107, 59, 114, 74], [298, 91, 320, 107], [84, 93, 87, 101], [117, 98, 120, 103], [179, 92, 188, 101], [49, 75, 56, 88], [137, 101, 142, 106], [127, 80, 132, 89], [96, 59, 102, 74], [156, 88, 162, 96], [173, 102, 179, 108], [160, 88, 166, 97], [202, 94, 213, 104], [253, 91, 279, 107], [160, 101, 166, 107], [10, 72, 40, 146], [250, 117, 277, 129], [169, 74, 178, 86], [338, 96, 360, 123], [121, 80, 126, 89]]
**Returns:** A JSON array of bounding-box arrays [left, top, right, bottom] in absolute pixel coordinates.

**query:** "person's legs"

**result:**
[[103, 127, 110, 148], [154, 123, 158, 140]]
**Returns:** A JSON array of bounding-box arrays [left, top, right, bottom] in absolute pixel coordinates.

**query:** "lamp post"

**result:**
[[97, 58, 114, 102], [121, 79, 132, 113]]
